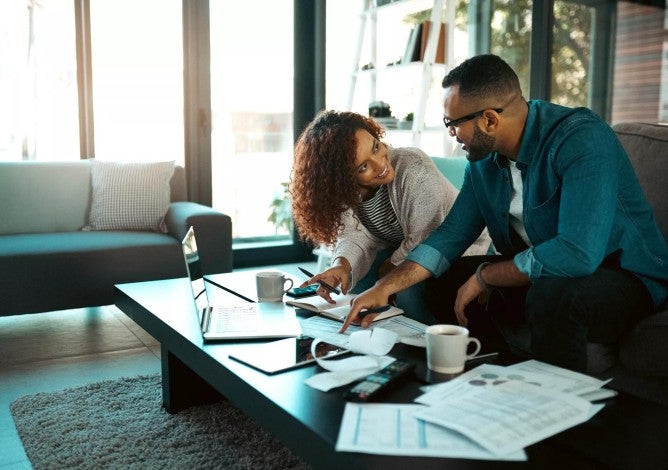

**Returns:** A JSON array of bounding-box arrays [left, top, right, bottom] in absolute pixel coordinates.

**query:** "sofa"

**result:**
[[432, 122, 668, 403], [0, 160, 233, 317]]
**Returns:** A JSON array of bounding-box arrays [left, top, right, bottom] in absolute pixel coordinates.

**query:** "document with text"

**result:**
[[416, 362, 610, 407], [336, 403, 527, 461], [413, 380, 603, 456]]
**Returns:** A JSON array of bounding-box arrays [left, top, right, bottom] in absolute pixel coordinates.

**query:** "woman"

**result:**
[[290, 110, 490, 324]]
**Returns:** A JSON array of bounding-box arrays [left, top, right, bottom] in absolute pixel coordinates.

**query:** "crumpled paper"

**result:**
[[304, 327, 398, 392]]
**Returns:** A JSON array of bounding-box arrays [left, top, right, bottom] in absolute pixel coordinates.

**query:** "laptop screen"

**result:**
[[182, 226, 209, 318]]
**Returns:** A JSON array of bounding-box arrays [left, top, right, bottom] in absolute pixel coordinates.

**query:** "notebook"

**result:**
[[182, 226, 302, 341], [286, 293, 404, 324]]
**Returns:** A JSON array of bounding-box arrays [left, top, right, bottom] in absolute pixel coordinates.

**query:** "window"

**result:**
[[210, 0, 294, 249], [90, 0, 184, 163], [611, 1, 667, 124], [489, 1, 532, 99], [0, 0, 79, 161]]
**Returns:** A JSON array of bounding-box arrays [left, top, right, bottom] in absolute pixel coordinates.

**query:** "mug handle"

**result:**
[[283, 278, 294, 293], [466, 337, 482, 359]]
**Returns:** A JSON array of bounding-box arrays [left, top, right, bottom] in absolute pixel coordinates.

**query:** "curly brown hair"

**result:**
[[290, 110, 385, 246]]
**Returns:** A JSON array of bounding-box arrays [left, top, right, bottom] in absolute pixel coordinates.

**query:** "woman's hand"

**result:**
[[299, 265, 350, 303]]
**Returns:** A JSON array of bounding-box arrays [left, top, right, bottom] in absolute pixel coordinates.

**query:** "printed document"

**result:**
[[416, 362, 610, 406], [336, 403, 527, 461], [413, 380, 602, 456], [300, 315, 428, 349]]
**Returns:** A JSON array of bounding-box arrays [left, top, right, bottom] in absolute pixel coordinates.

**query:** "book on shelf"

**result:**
[[420, 21, 447, 64], [286, 293, 404, 323], [402, 24, 422, 64]]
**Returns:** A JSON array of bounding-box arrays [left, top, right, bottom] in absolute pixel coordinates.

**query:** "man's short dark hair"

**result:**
[[442, 54, 521, 101]]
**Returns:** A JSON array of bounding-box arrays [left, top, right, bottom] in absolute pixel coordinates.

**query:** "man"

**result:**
[[340, 54, 668, 373]]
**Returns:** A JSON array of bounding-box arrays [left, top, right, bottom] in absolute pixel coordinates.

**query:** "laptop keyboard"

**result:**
[[211, 305, 261, 333]]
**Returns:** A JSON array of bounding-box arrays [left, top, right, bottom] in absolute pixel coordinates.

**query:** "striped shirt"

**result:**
[[358, 184, 404, 246]]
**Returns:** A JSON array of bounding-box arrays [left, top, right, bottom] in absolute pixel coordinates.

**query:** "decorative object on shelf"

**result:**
[[369, 100, 393, 118]]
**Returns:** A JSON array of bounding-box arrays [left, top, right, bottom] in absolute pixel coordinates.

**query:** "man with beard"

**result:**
[[339, 54, 668, 374]]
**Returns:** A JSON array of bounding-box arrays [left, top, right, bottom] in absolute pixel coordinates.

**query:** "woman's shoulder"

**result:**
[[389, 146, 441, 175], [388, 146, 434, 169]]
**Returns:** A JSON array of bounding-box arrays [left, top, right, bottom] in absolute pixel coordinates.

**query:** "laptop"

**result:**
[[182, 226, 302, 341]]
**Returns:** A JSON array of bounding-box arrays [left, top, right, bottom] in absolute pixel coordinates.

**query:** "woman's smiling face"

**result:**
[[353, 129, 394, 194]]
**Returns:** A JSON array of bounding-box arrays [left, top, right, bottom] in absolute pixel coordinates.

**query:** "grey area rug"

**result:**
[[10, 374, 311, 469]]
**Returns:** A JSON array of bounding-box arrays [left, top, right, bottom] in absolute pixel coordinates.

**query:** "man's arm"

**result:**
[[339, 260, 431, 333]]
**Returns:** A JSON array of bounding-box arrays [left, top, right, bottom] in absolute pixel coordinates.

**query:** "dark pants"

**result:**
[[425, 255, 655, 372]]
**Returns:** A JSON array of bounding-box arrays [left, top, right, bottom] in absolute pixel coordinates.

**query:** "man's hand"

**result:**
[[454, 261, 531, 325], [339, 287, 390, 333], [454, 274, 485, 326], [339, 260, 431, 333]]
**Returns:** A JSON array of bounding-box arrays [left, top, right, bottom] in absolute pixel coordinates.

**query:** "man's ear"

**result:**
[[482, 109, 502, 132]]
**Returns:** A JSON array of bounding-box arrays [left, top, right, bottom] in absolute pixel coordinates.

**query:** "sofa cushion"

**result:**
[[612, 122, 668, 238], [0, 161, 91, 235], [84, 160, 174, 233], [0, 231, 186, 315]]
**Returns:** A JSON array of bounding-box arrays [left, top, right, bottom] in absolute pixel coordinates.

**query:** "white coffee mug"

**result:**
[[255, 271, 294, 302], [425, 324, 481, 374]]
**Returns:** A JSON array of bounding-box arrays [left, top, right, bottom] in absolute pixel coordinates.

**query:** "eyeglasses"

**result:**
[[443, 108, 503, 128]]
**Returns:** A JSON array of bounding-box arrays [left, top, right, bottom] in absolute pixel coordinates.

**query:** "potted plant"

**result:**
[[268, 181, 293, 235]]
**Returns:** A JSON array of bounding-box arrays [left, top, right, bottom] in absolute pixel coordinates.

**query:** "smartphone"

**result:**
[[285, 284, 319, 298]]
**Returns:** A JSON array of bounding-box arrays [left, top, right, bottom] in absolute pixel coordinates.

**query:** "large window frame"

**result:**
[[49, 0, 626, 268], [68, 0, 321, 268], [469, 0, 616, 119]]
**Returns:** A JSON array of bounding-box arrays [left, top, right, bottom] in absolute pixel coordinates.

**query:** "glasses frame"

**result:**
[[443, 108, 504, 128]]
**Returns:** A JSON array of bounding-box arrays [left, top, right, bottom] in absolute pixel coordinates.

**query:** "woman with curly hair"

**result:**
[[290, 110, 490, 324]]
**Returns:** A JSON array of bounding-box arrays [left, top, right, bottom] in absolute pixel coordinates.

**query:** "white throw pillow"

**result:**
[[83, 160, 175, 232]]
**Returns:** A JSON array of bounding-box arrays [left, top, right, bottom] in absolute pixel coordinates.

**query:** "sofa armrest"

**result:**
[[165, 201, 233, 274]]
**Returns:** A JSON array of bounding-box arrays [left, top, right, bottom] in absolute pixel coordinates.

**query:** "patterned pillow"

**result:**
[[83, 160, 175, 232]]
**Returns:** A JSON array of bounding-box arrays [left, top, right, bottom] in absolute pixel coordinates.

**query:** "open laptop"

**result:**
[[182, 226, 302, 341]]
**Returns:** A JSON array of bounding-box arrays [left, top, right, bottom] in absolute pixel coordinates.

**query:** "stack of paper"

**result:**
[[336, 360, 614, 460]]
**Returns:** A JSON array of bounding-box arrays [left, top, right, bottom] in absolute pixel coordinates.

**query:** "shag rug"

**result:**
[[10, 374, 311, 469]]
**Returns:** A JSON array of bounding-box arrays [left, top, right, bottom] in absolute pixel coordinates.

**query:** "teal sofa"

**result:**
[[0, 161, 232, 316]]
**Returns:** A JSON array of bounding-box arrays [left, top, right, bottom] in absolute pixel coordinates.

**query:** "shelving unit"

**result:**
[[346, 0, 455, 155]]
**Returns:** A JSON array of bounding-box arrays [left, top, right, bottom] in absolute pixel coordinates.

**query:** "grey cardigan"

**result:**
[[332, 146, 491, 289]]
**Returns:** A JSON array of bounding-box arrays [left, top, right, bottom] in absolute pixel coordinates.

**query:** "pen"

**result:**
[[360, 305, 391, 315], [298, 267, 341, 295]]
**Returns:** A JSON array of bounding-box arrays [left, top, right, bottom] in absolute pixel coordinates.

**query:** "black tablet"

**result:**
[[228, 335, 349, 374]]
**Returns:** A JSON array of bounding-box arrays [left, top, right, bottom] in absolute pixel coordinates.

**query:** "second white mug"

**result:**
[[425, 324, 481, 374]]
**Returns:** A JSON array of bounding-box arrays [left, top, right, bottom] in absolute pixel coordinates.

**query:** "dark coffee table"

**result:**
[[114, 272, 668, 469]]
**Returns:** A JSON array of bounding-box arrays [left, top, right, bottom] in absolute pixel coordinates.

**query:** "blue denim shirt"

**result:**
[[407, 100, 668, 308]]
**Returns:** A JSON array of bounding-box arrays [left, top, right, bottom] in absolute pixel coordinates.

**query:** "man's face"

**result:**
[[465, 124, 496, 162], [443, 85, 497, 162]]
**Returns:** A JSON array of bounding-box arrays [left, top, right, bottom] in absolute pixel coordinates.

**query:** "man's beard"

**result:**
[[465, 125, 495, 162]]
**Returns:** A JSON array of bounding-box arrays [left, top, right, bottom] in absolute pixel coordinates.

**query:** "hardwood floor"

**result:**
[[0, 262, 316, 469]]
